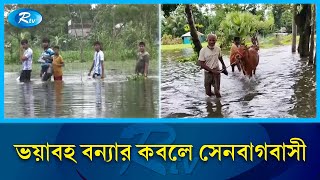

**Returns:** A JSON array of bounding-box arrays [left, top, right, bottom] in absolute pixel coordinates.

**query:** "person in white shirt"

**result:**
[[88, 41, 105, 79], [198, 34, 227, 98], [20, 39, 33, 82]]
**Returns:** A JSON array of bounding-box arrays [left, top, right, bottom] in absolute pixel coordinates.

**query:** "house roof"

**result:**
[[181, 31, 204, 37]]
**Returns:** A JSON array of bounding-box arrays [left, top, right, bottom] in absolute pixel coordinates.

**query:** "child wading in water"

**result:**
[[135, 42, 150, 77], [88, 41, 105, 79], [52, 46, 64, 81]]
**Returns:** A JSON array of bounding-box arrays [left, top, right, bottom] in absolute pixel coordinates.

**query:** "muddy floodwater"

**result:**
[[161, 46, 316, 118], [5, 72, 159, 118]]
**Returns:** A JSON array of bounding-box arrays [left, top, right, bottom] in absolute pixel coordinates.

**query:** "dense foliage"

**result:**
[[5, 5, 158, 64], [161, 4, 293, 47]]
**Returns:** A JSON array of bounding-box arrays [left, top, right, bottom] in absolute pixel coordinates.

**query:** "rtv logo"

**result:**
[[18, 12, 36, 24], [8, 8, 42, 28]]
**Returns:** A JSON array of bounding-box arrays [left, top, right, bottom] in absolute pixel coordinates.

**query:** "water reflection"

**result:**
[[54, 81, 63, 117], [95, 79, 103, 117], [41, 82, 55, 117], [206, 99, 223, 118], [21, 83, 35, 117], [289, 64, 316, 117], [161, 46, 316, 118], [94, 79, 102, 105], [5, 74, 158, 118]]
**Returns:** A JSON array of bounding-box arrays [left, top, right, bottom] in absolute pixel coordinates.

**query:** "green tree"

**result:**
[[280, 9, 293, 32], [272, 4, 292, 31], [161, 5, 209, 38], [5, 4, 158, 64], [218, 11, 274, 47]]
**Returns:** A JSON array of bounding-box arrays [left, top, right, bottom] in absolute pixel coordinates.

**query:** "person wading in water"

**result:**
[[198, 34, 227, 98], [229, 36, 242, 72], [135, 41, 150, 77]]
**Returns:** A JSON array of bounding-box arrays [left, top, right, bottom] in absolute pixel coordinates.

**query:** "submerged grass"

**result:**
[[126, 74, 148, 81]]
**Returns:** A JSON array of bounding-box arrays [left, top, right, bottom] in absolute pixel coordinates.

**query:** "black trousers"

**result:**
[[20, 70, 32, 82]]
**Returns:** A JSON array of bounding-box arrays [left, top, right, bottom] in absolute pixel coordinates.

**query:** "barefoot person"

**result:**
[[52, 46, 64, 81], [20, 39, 33, 82], [88, 41, 105, 79], [230, 37, 242, 72], [199, 34, 227, 98], [135, 41, 150, 77]]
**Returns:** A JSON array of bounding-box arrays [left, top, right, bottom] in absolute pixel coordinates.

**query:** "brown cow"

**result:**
[[237, 45, 259, 78]]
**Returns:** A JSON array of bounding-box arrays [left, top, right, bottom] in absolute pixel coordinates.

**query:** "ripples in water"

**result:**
[[5, 73, 159, 118], [161, 46, 316, 118]]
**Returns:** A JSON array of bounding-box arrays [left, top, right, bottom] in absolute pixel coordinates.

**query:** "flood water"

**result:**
[[5, 72, 159, 118], [161, 46, 316, 118]]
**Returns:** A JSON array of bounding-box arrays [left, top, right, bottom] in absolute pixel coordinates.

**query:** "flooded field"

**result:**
[[161, 46, 316, 118], [5, 72, 159, 118]]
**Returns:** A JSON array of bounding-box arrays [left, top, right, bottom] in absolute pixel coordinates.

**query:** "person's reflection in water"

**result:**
[[94, 79, 103, 117], [142, 80, 148, 116], [206, 99, 223, 118], [54, 81, 63, 116], [42, 82, 54, 117], [21, 82, 35, 117], [143, 79, 156, 117]]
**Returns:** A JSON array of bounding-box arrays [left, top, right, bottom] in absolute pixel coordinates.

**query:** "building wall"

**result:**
[[183, 36, 205, 44], [68, 28, 91, 37], [183, 37, 191, 44]]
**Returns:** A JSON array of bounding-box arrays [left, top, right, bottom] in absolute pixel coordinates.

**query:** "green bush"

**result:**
[[162, 34, 182, 45], [61, 50, 92, 63]]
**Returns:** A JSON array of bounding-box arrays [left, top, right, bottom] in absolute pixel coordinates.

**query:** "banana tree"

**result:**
[[218, 12, 267, 47]]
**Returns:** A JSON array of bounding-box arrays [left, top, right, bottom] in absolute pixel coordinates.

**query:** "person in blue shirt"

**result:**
[[38, 37, 54, 81]]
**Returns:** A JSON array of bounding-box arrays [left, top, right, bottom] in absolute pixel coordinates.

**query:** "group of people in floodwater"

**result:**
[[19, 38, 150, 83], [19, 34, 259, 100], [199, 34, 259, 98]]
